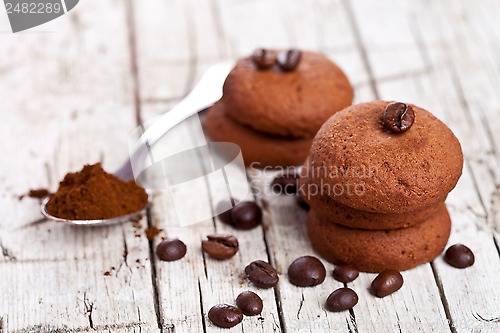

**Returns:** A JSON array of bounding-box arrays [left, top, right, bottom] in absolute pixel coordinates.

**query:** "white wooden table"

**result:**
[[1, 0, 499, 332]]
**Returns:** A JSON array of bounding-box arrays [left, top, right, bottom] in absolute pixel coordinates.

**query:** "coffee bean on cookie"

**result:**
[[288, 256, 326, 287], [252, 48, 276, 69], [208, 304, 243, 328], [332, 265, 359, 283], [370, 270, 404, 297], [383, 102, 415, 133], [277, 49, 302, 71], [245, 260, 279, 288], [236, 291, 263, 316], [444, 244, 475, 268], [325, 288, 358, 312], [202, 235, 239, 260]]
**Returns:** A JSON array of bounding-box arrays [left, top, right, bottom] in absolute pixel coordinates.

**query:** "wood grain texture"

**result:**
[[1, 0, 500, 332], [0, 0, 159, 332], [349, 1, 500, 332]]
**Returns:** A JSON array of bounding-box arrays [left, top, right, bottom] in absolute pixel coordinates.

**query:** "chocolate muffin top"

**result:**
[[300, 100, 463, 213], [222, 51, 354, 138]]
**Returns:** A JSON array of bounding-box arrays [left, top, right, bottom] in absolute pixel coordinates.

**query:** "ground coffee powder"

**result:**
[[46, 163, 148, 220], [28, 188, 51, 199]]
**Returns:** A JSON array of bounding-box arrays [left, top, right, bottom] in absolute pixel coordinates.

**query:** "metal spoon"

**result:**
[[40, 193, 153, 226], [41, 62, 234, 226]]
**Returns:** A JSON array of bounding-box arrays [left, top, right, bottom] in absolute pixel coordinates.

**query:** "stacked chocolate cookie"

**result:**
[[203, 49, 353, 167], [300, 101, 463, 272]]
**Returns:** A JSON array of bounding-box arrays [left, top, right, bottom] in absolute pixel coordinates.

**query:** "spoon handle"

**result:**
[[115, 62, 234, 181]]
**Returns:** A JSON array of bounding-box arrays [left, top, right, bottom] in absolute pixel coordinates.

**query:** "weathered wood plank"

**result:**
[[2, 0, 500, 332], [134, 105, 210, 332], [0, 0, 158, 331], [201, 143, 282, 333], [138, 101, 284, 332], [133, 0, 224, 102], [258, 1, 453, 332], [133, 0, 289, 331], [249, 170, 356, 333], [229, 1, 367, 330], [349, 1, 500, 332], [134, 1, 464, 332]]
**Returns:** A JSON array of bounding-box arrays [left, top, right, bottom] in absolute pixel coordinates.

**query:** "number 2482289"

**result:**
[[5, 2, 62, 14]]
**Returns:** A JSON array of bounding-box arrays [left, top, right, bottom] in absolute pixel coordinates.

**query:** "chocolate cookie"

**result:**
[[306, 205, 451, 272], [304, 188, 443, 230], [222, 51, 354, 138], [203, 102, 313, 167], [301, 101, 463, 213]]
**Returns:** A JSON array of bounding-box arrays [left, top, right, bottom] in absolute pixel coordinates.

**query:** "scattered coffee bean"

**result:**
[[230, 201, 262, 230], [325, 288, 358, 312], [208, 304, 243, 328], [277, 49, 302, 71], [216, 199, 238, 225], [444, 244, 475, 268], [370, 270, 404, 298], [202, 235, 239, 260], [271, 174, 299, 195], [296, 195, 310, 211], [383, 102, 415, 133], [236, 291, 263, 316], [245, 260, 279, 288], [332, 265, 359, 283], [156, 239, 186, 262], [288, 256, 326, 287], [251, 48, 277, 69]]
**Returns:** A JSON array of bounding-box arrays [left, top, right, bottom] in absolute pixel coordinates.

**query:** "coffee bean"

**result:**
[[288, 256, 326, 287], [156, 239, 186, 262], [296, 195, 310, 211], [251, 48, 277, 70], [325, 288, 358, 312], [216, 199, 236, 225], [370, 270, 404, 298], [245, 260, 279, 288], [236, 291, 263, 316], [271, 174, 299, 195], [231, 201, 262, 230], [332, 265, 359, 283], [208, 304, 243, 328], [277, 49, 302, 71], [383, 102, 415, 133], [202, 235, 239, 260], [218, 209, 233, 226], [444, 244, 475, 268]]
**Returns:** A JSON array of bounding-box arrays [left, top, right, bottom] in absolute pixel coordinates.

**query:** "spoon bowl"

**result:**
[[40, 192, 153, 226]]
